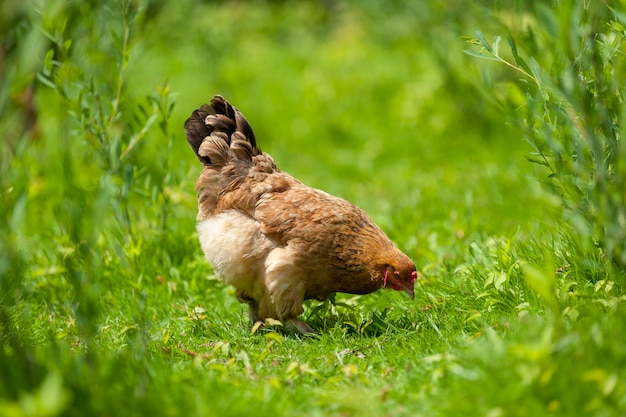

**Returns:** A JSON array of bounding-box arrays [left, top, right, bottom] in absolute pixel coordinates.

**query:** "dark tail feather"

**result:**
[[184, 104, 213, 163], [184, 95, 260, 165]]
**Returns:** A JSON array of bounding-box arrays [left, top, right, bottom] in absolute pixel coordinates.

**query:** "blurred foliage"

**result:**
[[1, 0, 625, 416], [466, 0, 626, 274]]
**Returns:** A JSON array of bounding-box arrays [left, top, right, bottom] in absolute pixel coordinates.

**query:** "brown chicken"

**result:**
[[184, 96, 417, 334]]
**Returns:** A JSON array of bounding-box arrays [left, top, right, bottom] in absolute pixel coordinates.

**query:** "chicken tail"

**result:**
[[184, 95, 261, 166]]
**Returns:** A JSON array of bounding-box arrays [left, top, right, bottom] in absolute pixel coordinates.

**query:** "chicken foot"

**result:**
[[238, 288, 315, 335], [283, 317, 316, 335]]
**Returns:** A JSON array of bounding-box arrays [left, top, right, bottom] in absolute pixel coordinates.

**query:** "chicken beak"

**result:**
[[405, 286, 415, 300]]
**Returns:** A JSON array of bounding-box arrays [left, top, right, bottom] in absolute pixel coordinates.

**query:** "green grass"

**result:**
[[1, 1, 625, 416]]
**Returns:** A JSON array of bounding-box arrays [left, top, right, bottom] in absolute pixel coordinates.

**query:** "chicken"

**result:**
[[184, 96, 417, 334]]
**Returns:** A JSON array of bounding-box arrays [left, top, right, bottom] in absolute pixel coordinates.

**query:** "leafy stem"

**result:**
[[463, 31, 535, 82], [106, 1, 132, 139]]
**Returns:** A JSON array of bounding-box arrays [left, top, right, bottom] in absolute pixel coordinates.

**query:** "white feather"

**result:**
[[196, 211, 274, 291]]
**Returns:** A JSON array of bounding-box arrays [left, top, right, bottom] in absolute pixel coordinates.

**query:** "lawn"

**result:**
[[1, 1, 625, 416]]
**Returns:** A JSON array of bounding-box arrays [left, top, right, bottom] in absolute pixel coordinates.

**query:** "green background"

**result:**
[[1, 1, 625, 416]]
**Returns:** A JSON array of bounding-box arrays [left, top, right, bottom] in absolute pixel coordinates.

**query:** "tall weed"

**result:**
[[1, 0, 177, 410], [466, 1, 626, 275]]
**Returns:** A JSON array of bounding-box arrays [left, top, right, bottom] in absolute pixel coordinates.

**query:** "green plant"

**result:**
[[465, 2, 626, 275], [1, 1, 625, 416]]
